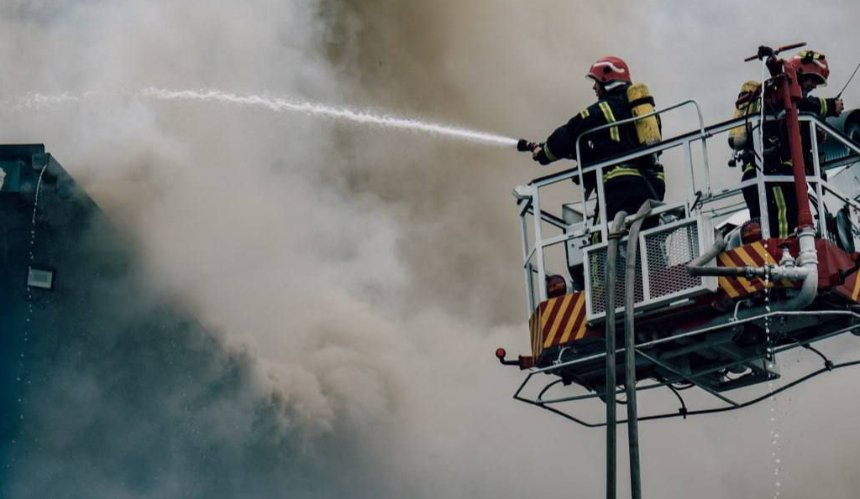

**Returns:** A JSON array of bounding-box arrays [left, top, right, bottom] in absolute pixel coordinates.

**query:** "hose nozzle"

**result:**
[[517, 138, 536, 152]]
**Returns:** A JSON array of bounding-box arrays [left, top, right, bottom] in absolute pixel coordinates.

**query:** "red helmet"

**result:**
[[787, 50, 829, 86], [586, 56, 632, 85]]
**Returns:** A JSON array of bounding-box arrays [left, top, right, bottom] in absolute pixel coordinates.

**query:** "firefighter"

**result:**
[[735, 50, 844, 238], [529, 56, 665, 220]]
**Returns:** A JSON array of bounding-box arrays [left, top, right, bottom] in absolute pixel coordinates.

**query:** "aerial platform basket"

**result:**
[[501, 100, 860, 426]]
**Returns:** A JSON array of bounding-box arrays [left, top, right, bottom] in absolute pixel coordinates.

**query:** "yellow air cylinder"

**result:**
[[728, 80, 761, 150], [627, 83, 661, 145]]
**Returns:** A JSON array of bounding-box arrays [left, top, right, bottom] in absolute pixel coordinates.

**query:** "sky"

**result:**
[[2, 1, 860, 498]]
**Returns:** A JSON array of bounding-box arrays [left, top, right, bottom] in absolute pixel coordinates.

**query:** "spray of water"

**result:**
[[11, 89, 518, 147], [141, 88, 518, 146]]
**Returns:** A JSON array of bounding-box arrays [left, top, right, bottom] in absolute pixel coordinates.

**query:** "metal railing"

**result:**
[[516, 108, 860, 319]]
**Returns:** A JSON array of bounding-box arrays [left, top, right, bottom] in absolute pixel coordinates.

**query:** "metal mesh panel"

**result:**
[[587, 241, 644, 316], [645, 222, 703, 299], [586, 219, 710, 319]]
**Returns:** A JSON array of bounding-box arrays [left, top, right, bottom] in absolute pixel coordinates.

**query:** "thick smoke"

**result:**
[[2, 0, 860, 498]]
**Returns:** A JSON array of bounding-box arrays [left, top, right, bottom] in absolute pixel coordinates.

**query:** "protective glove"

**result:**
[[834, 98, 844, 116], [531, 143, 552, 165]]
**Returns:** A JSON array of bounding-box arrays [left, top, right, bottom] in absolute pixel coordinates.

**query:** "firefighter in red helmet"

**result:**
[[733, 50, 844, 238], [529, 56, 665, 220]]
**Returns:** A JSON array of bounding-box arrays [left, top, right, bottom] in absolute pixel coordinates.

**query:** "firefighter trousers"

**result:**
[[604, 175, 666, 221], [741, 167, 798, 239]]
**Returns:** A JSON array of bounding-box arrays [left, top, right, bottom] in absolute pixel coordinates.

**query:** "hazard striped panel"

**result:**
[[529, 292, 589, 358], [717, 241, 794, 298]]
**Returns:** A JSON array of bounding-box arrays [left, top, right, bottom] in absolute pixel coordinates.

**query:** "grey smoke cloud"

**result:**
[[3, 0, 860, 498]]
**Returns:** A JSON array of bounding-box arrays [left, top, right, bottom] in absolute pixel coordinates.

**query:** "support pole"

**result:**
[[604, 211, 627, 499], [624, 201, 655, 499]]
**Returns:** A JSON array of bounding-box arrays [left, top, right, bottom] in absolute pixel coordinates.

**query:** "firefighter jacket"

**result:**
[[535, 85, 664, 195]]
